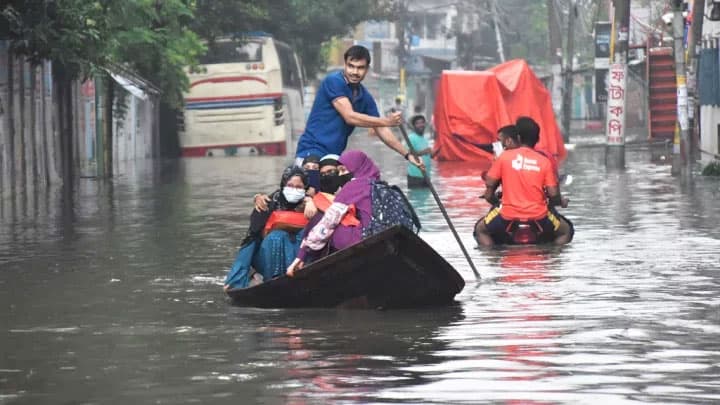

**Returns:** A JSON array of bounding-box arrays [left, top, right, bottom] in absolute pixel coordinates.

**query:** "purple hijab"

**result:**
[[331, 150, 380, 249]]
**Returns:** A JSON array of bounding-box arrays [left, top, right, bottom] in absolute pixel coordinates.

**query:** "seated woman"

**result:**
[[224, 167, 309, 290], [286, 150, 379, 277], [252, 155, 325, 212]]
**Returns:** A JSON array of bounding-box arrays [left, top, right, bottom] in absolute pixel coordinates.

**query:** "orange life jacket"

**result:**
[[262, 210, 309, 237], [312, 192, 361, 227]]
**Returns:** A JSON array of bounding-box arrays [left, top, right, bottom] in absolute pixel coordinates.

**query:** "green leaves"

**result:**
[[190, 0, 387, 77], [4, 0, 388, 104], [3, 0, 204, 106]]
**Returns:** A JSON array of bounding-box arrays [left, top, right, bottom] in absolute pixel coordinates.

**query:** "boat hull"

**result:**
[[226, 226, 465, 309]]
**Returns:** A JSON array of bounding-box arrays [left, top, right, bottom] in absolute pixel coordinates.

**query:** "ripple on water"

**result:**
[[1, 143, 720, 403]]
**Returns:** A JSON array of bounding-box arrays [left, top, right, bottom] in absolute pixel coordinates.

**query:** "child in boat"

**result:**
[[286, 150, 379, 276], [302, 155, 321, 196], [224, 167, 309, 290]]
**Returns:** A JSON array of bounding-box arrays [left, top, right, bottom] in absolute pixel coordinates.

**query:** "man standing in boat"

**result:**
[[294, 45, 424, 169]]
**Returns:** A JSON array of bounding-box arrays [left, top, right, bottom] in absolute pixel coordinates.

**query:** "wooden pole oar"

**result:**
[[399, 125, 481, 279]]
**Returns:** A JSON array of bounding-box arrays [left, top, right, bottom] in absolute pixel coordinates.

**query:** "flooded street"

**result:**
[[2, 137, 720, 404]]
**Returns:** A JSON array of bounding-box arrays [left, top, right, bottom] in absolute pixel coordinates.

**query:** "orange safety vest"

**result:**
[[262, 210, 309, 237], [312, 192, 361, 227]]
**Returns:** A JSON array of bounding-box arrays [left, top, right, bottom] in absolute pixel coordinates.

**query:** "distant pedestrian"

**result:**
[[405, 115, 439, 188]]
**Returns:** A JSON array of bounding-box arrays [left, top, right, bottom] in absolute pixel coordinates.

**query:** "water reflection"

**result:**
[[210, 307, 465, 404], [434, 160, 491, 220], [379, 246, 567, 404], [1, 141, 720, 404]]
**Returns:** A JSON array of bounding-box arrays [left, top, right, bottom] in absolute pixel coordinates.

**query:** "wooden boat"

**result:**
[[225, 225, 465, 309]]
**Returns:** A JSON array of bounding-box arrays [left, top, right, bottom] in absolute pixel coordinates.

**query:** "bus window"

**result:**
[[276, 42, 302, 90], [200, 40, 263, 64]]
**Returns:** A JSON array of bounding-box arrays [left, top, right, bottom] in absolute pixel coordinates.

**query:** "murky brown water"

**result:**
[[1, 137, 719, 404]]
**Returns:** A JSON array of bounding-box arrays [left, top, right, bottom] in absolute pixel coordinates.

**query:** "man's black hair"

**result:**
[[498, 124, 519, 143], [344, 45, 371, 65], [302, 155, 320, 166], [411, 115, 426, 126], [516, 116, 540, 147]]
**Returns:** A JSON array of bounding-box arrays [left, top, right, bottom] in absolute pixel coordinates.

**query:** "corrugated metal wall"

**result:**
[[699, 37, 720, 163], [0, 41, 160, 198], [0, 41, 61, 197]]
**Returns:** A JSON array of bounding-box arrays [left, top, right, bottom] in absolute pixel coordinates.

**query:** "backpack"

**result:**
[[362, 180, 422, 238]]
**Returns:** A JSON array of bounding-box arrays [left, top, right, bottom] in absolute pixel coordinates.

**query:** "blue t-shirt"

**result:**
[[407, 131, 431, 178], [295, 71, 380, 158]]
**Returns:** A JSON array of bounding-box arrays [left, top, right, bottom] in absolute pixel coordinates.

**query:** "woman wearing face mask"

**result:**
[[224, 167, 309, 290], [287, 150, 379, 276], [318, 154, 341, 193], [302, 155, 321, 196]]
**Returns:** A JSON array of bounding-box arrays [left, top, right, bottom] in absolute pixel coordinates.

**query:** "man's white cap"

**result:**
[[319, 154, 340, 162]]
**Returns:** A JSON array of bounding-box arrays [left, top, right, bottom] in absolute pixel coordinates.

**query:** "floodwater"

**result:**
[[1, 136, 720, 404]]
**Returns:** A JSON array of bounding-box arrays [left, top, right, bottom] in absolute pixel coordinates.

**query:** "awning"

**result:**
[[108, 71, 148, 100], [104, 66, 160, 100]]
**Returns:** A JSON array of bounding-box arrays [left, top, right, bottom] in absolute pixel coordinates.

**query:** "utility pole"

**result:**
[[103, 75, 114, 178], [548, 0, 563, 119], [686, 0, 705, 161], [491, 0, 505, 63], [547, 0, 562, 60], [670, 0, 692, 176], [604, 0, 630, 169], [561, 0, 576, 143]]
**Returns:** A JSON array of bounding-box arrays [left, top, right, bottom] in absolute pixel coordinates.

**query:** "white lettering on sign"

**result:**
[[511, 154, 540, 172]]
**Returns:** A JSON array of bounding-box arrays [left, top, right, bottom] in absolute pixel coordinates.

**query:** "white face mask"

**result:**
[[492, 141, 504, 157], [282, 187, 306, 203]]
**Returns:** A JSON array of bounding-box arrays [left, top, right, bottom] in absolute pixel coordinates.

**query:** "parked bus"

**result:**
[[180, 34, 305, 157]]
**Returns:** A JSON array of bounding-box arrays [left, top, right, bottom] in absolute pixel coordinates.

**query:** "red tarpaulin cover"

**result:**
[[433, 60, 567, 163]]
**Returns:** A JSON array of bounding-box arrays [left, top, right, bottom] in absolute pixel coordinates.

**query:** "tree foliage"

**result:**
[[2, 0, 204, 106], [104, 0, 205, 107], [266, 0, 390, 76], [192, 0, 389, 77], [2, 0, 391, 103]]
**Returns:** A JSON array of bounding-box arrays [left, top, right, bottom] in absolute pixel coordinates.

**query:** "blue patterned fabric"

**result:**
[[224, 229, 304, 289], [224, 240, 259, 289], [362, 181, 421, 238], [254, 229, 304, 280]]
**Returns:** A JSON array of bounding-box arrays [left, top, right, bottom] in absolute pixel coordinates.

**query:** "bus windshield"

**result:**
[[200, 40, 263, 64]]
